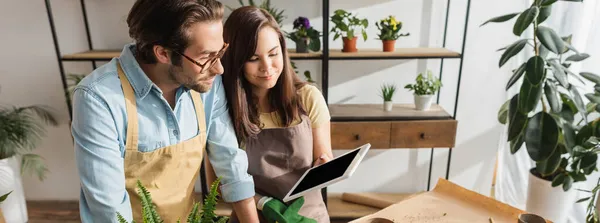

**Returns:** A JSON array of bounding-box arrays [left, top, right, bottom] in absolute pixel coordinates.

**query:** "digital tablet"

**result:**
[[282, 143, 371, 202]]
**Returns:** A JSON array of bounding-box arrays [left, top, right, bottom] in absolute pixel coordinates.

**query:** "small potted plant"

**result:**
[[330, 9, 368, 52], [379, 83, 397, 112], [404, 70, 442, 111], [286, 17, 321, 53], [375, 15, 410, 52]]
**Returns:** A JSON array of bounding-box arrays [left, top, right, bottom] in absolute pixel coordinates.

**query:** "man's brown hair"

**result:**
[[126, 0, 224, 64]]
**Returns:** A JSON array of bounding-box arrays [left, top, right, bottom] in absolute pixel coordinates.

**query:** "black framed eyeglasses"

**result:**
[[174, 43, 229, 73]]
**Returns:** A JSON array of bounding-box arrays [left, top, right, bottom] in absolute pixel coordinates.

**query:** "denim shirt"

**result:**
[[71, 43, 254, 222]]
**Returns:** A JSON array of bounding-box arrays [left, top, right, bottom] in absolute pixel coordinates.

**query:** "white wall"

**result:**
[[0, 0, 519, 200]]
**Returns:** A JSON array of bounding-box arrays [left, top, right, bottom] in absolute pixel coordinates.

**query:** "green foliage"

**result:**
[[229, 0, 285, 26], [404, 70, 442, 96], [0, 191, 11, 203], [379, 83, 397, 102], [65, 73, 86, 100], [291, 61, 315, 84], [375, 15, 409, 40], [118, 177, 228, 223], [0, 92, 57, 181], [285, 17, 322, 52], [578, 178, 600, 223], [330, 9, 368, 41], [485, 0, 599, 197]]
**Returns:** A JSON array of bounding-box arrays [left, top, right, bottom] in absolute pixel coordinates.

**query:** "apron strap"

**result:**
[[189, 91, 207, 134], [117, 62, 139, 151]]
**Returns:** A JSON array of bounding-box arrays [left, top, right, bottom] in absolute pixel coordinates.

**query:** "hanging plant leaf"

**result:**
[[525, 112, 559, 162], [566, 53, 590, 62], [544, 81, 561, 113], [511, 133, 525, 154], [563, 175, 573, 191], [508, 95, 528, 141], [536, 146, 562, 176], [549, 60, 568, 87], [481, 12, 520, 26], [506, 62, 527, 90], [498, 99, 510, 124], [537, 5, 552, 24], [569, 87, 587, 123], [572, 172, 587, 182], [499, 39, 529, 67], [581, 72, 600, 84], [513, 7, 539, 36], [552, 173, 565, 187], [536, 26, 566, 54], [519, 75, 544, 114], [526, 56, 545, 84]]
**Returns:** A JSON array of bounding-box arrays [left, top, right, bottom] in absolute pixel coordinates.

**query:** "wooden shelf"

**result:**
[[329, 103, 452, 122], [328, 47, 461, 60], [61, 49, 322, 61]]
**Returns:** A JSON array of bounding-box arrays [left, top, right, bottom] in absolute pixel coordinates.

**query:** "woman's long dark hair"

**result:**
[[222, 6, 306, 143]]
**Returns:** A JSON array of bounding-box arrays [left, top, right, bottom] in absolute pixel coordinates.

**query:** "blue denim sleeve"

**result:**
[[71, 87, 132, 222], [205, 78, 255, 203]]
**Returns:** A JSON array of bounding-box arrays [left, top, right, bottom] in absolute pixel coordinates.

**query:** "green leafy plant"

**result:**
[[577, 178, 600, 223], [404, 70, 442, 96], [228, 0, 285, 26], [483, 0, 600, 193], [379, 83, 397, 102], [330, 9, 368, 41], [0, 191, 11, 203], [285, 17, 321, 52], [65, 73, 86, 99], [291, 62, 314, 84], [0, 89, 58, 181], [117, 177, 228, 223], [375, 15, 410, 40]]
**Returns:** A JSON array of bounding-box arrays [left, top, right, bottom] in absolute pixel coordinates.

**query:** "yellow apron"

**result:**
[[117, 62, 206, 222]]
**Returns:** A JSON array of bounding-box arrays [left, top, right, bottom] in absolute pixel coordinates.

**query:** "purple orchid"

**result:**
[[293, 16, 311, 29]]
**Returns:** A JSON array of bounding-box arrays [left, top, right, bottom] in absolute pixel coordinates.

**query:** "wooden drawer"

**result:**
[[390, 120, 457, 148], [331, 122, 391, 149]]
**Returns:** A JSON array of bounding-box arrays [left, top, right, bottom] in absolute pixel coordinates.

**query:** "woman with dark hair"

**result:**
[[221, 5, 333, 223]]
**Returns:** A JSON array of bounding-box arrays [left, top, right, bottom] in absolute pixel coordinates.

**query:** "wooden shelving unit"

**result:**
[[45, 0, 471, 221]]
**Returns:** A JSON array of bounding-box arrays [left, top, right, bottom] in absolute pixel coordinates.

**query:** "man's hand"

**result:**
[[232, 197, 259, 223]]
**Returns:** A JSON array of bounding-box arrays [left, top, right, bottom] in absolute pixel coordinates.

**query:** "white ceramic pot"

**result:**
[[383, 101, 393, 111], [414, 94, 434, 111], [0, 156, 28, 223], [525, 169, 576, 223]]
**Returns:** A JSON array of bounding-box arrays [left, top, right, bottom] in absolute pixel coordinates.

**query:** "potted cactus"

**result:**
[[404, 70, 442, 111], [375, 15, 409, 52], [330, 9, 368, 52], [379, 83, 397, 112]]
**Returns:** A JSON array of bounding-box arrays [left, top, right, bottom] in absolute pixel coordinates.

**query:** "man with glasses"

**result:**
[[71, 0, 258, 222]]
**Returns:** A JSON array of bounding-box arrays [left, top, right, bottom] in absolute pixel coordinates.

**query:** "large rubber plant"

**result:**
[[483, 0, 599, 192]]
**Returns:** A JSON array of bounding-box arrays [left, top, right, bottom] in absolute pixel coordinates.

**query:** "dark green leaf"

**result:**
[[541, 0, 558, 6], [513, 7, 540, 36], [560, 157, 569, 168], [508, 95, 528, 141], [560, 0, 583, 2], [576, 124, 594, 146], [563, 175, 573, 191], [499, 39, 529, 67], [525, 112, 560, 161], [559, 103, 575, 123], [596, 104, 600, 113], [536, 147, 562, 175], [519, 75, 544, 113], [538, 5, 552, 24], [570, 87, 587, 123], [544, 81, 561, 113], [566, 53, 590, 62], [564, 67, 586, 85], [507, 62, 527, 90], [595, 85, 600, 93], [498, 99, 510, 124], [563, 123, 576, 149], [552, 173, 565, 187], [583, 165, 596, 174], [481, 12, 520, 26], [576, 197, 591, 203], [537, 26, 566, 54], [0, 191, 11, 202], [549, 60, 568, 87], [572, 172, 587, 182], [585, 93, 600, 104], [580, 154, 598, 170], [511, 133, 525, 154], [526, 56, 545, 84], [581, 72, 600, 84]]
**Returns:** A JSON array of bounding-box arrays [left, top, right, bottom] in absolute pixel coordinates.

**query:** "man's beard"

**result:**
[[168, 65, 212, 93]]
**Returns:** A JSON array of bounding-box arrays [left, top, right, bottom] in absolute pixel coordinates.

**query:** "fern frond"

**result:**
[[216, 216, 229, 223], [187, 202, 201, 223], [136, 180, 163, 223], [201, 177, 222, 222], [117, 212, 129, 223], [21, 153, 48, 181]]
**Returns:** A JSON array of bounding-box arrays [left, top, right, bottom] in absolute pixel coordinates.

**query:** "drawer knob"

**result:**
[[420, 133, 430, 139], [354, 134, 360, 140]]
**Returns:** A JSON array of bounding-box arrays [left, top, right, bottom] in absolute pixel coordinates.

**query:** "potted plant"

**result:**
[[0, 97, 57, 223], [286, 17, 321, 53], [483, 0, 599, 222], [330, 9, 368, 52], [404, 70, 442, 111], [228, 0, 286, 26], [375, 15, 409, 52], [118, 177, 228, 223], [379, 83, 397, 112]]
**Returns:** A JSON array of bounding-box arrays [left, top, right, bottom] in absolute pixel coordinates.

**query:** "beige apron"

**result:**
[[225, 115, 330, 223], [117, 62, 206, 222]]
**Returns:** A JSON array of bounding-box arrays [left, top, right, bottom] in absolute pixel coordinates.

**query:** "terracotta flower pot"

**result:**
[[342, 36, 358, 52], [382, 40, 396, 52]]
